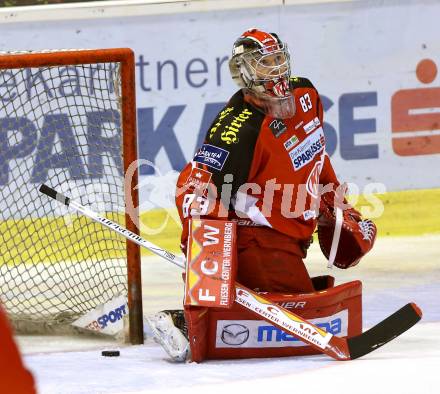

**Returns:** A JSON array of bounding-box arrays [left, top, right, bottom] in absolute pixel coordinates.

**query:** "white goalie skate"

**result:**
[[145, 310, 189, 362]]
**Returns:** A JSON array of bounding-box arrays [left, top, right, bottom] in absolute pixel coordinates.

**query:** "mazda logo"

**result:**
[[221, 324, 249, 346]]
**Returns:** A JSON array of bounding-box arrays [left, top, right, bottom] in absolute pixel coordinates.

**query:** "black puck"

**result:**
[[101, 350, 120, 357]]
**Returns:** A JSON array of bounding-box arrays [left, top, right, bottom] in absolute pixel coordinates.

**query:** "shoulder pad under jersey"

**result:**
[[206, 90, 264, 146], [199, 90, 264, 201], [289, 76, 316, 91]]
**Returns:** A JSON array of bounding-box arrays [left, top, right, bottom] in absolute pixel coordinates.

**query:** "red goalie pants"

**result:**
[[235, 226, 314, 293]]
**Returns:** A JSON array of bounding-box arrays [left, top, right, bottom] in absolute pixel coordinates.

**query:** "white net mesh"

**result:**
[[0, 56, 130, 333]]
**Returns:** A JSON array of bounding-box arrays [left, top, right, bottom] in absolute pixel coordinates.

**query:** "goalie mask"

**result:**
[[229, 28, 295, 119]]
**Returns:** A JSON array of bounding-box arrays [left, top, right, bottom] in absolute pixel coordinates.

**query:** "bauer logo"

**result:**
[[215, 310, 348, 348], [193, 144, 229, 171]]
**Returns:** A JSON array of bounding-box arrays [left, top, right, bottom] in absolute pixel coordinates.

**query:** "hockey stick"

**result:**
[[39, 184, 422, 361]]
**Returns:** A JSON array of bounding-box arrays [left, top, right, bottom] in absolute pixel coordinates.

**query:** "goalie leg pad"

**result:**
[[184, 219, 237, 308], [184, 306, 210, 363], [185, 279, 362, 362]]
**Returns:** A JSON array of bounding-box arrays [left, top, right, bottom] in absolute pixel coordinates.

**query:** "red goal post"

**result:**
[[0, 48, 143, 344]]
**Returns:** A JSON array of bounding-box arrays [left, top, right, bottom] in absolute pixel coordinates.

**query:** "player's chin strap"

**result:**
[[327, 206, 343, 269]]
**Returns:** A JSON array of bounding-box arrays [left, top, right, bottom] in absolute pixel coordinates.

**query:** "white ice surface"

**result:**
[[17, 235, 440, 394]]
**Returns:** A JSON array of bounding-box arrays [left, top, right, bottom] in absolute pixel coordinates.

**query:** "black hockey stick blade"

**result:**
[[39, 184, 70, 206], [347, 302, 422, 359]]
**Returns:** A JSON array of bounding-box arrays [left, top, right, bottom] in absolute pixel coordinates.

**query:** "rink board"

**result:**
[[1, 187, 438, 265]]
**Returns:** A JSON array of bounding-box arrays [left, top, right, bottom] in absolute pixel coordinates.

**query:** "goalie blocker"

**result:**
[[184, 219, 362, 362]]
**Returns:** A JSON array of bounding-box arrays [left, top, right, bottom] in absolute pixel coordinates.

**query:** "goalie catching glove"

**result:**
[[318, 190, 377, 269]]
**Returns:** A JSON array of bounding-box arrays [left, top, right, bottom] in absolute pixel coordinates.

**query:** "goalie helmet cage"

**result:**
[[0, 48, 143, 344]]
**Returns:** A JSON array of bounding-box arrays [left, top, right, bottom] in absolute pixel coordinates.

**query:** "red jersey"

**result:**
[[176, 77, 340, 248]]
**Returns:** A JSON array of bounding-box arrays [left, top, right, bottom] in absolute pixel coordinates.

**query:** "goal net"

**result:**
[[0, 49, 143, 342]]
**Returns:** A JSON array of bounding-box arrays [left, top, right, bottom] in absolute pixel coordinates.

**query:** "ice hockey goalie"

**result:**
[[147, 28, 377, 362]]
